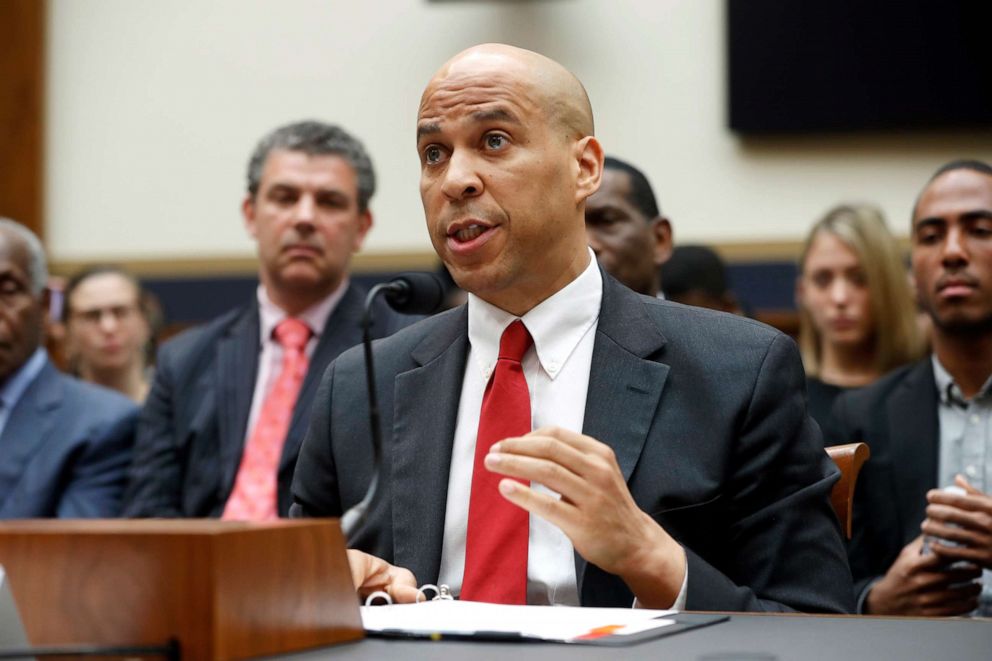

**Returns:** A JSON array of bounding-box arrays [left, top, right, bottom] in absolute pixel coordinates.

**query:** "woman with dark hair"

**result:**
[[63, 266, 158, 403]]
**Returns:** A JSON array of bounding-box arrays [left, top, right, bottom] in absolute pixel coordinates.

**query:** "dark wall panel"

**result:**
[[0, 0, 45, 236]]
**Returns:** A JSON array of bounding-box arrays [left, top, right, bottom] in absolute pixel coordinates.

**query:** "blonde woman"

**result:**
[[796, 204, 924, 440]]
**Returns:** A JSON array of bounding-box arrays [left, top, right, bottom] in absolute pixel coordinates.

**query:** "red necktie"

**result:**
[[223, 317, 311, 521], [461, 320, 533, 604]]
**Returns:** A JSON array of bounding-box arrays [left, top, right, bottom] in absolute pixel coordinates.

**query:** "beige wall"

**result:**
[[45, 0, 992, 264]]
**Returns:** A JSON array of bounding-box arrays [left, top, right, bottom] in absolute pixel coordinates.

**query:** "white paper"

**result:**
[[361, 600, 675, 642]]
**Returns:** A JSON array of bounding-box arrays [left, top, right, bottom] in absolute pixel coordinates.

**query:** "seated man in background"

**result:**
[[660, 245, 743, 314], [0, 218, 136, 517], [63, 265, 157, 403], [584, 156, 672, 297], [124, 120, 410, 520], [832, 159, 992, 616], [294, 44, 853, 613]]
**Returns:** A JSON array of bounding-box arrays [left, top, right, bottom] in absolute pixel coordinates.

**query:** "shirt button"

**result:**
[[971, 415, 981, 424], [966, 465, 979, 478]]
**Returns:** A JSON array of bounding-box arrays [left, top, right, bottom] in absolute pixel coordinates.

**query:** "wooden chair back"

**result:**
[[825, 442, 870, 539]]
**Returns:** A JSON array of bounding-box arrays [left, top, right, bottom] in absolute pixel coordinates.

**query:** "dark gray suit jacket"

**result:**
[[293, 273, 854, 612], [830, 358, 940, 606], [0, 358, 137, 518], [124, 282, 410, 518]]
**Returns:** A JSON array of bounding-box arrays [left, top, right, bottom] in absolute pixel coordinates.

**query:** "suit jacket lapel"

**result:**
[[0, 361, 61, 513], [887, 359, 939, 538], [390, 307, 468, 585], [217, 304, 261, 497], [577, 274, 670, 601], [281, 283, 364, 471]]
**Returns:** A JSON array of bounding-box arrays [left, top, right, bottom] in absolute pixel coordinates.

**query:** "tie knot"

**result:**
[[274, 318, 312, 351], [498, 320, 533, 363]]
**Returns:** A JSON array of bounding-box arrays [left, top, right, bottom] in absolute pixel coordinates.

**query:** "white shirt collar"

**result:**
[[256, 277, 349, 343], [467, 249, 602, 381]]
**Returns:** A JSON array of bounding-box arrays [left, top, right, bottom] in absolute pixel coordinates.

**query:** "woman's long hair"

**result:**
[[798, 204, 924, 378]]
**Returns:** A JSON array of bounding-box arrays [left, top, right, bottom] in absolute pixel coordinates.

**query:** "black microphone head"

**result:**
[[383, 272, 446, 315]]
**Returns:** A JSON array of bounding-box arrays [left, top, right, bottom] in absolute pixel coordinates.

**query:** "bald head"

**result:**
[[421, 44, 594, 139], [416, 43, 604, 316], [0, 218, 47, 295], [0, 218, 47, 384]]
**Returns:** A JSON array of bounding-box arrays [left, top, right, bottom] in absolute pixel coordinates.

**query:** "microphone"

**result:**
[[382, 272, 446, 316], [340, 273, 445, 542]]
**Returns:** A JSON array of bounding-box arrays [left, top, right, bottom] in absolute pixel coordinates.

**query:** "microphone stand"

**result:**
[[340, 282, 401, 543], [339, 273, 445, 543]]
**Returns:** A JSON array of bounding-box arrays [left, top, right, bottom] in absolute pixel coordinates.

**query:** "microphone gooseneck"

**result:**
[[382, 272, 446, 315], [340, 273, 445, 543]]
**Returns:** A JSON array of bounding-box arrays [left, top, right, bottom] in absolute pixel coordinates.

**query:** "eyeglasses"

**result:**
[[69, 304, 140, 326]]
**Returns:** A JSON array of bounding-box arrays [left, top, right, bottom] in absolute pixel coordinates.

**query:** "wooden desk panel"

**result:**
[[0, 520, 362, 659]]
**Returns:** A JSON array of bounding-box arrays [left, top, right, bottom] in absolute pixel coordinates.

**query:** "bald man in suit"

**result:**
[[293, 45, 853, 613]]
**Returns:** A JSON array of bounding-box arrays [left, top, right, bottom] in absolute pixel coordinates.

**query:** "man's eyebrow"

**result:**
[[417, 122, 441, 139], [962, 209, 992, 221], [914, 216, 946, 230], [471, 109, 520, 124], [914, 210, 992, 228], [268, 182, 297, 189], [0, 269, 25, 286]]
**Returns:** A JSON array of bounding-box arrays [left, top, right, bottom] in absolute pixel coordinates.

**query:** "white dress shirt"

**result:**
[[932, 355, 992, 616], [244, 279, 348, 445], [437, 251, 687, 608]]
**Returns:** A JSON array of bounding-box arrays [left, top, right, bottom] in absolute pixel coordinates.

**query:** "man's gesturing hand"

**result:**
[[483, 426, 686, 608], [346, 549, 420, 603]]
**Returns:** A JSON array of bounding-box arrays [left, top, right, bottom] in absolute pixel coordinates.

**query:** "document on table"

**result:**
[[361, 600, 680, 644]]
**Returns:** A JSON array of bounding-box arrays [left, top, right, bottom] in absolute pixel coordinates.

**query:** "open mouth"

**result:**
[[450, 224, 491, 243], [444, 218, 500, 254]]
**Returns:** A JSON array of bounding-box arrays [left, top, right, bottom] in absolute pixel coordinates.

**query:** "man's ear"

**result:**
[[574, 136, 604, 204], [352, 210, 374, 253], [242, 194, 258, 239], [651, 217, 674, 266]]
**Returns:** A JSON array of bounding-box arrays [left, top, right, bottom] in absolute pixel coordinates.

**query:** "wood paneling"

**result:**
[[50, 249, 443, 279], [0, 519, 364, 659], [0, 0, 45, 237]]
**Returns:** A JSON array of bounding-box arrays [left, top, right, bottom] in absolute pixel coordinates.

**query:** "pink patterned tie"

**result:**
[[222, 318, 312, 521]]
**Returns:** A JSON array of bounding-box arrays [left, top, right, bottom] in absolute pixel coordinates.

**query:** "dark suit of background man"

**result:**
[[124, 121, 409, 519], [0, 218, 136, 517], [833, 160, 992, 616], [293, 44, 853, 612], [584, 156, 672, 297]]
